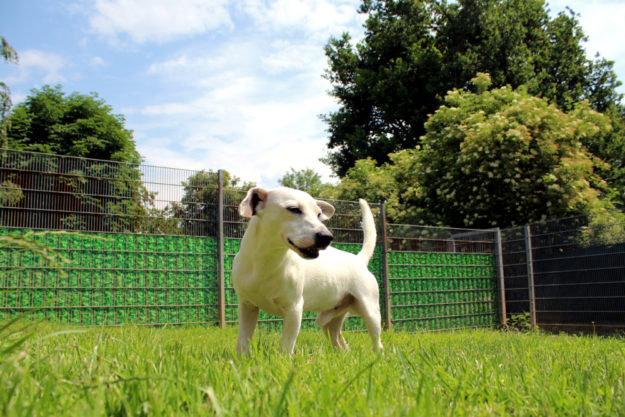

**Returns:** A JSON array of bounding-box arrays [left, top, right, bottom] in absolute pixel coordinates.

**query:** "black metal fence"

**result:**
[[502, 216, 625, 334], [0, 148, 502, 331], [3, 148, 622, 334]]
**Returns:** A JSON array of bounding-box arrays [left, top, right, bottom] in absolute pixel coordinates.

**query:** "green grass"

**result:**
[[1, 321, 624, 417]]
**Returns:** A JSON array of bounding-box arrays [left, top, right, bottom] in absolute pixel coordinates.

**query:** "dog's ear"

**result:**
[[239, 187, 269, 219], [316, 200, 335, 221]]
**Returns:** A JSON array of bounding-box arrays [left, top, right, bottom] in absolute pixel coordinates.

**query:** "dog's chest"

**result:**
[[235, 269, 301, 316], [239, 286, 294, 317]]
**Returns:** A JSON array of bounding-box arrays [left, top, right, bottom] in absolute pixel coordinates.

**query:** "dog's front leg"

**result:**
[[237, 302, 259, 355], [281, 302, 303, 355]]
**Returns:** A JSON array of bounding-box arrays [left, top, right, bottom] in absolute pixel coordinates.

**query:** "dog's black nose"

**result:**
[[315, 231, 334, 249]]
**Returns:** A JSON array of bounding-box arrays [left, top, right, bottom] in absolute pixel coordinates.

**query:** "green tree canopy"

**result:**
[[1, 36, 18, 64], [7, 85, 141, 164], [327, 152, 426, 224], [417, 74, 617, 228], [1, 35, 18, 149], [323, 0, 623, 176], [169, 170, 255, 236], [332, 74, 620, 228], [278, 168, 333, 197], [2, 85, 147, 233]]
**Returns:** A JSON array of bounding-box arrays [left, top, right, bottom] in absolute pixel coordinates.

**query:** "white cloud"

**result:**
[[240, 0, 364, 41], [141, 101, 197, 116], [138, 127, 335, 187], [89, 0, 365, 185], [89, 56, 106, 66], [86, 0, 365, 45], [548, 1, 625, 55], [3, 50, 66, 85], [8, 92, 28, 107], [261, 40, 321, 75], [87, 0, 233, 44], [134, 61, 337, 185]]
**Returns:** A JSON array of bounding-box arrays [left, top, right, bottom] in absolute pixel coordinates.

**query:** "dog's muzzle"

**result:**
[[314, 231, 334, 249], [288, 231, 334, 259]]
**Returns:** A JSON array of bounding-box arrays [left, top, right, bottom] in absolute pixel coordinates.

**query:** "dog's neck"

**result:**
[[240, 216, 292, 271]]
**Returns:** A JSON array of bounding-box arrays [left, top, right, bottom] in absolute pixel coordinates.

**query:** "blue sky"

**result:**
[[1, 0, 624, 187]]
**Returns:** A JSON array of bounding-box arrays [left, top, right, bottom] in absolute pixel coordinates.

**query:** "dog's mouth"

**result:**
[[287, 239, 320, 259]]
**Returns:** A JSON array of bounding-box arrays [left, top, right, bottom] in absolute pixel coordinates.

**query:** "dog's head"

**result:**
[[238, 187, 335, 259]]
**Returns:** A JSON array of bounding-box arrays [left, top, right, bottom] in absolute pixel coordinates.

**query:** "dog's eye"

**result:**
[[287, 207, 302, 215]]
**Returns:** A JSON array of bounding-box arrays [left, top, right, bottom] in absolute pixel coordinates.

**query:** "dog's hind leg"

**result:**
[[237, 303, 260, 355], [323, 314, 348, 349], [336, 315, 349, 350], [353, 298, 383, 352], [315, 294, 354, 328]]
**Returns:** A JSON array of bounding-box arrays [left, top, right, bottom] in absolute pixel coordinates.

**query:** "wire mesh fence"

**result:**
[[0, 149, 222, 325], [385, 225, 500, 331], [0, 148, 506, 332], [502, 216, 625, 333], [0, 149, 220, 236], [501, 226, 531, 321], [0, 229, 219, 326]]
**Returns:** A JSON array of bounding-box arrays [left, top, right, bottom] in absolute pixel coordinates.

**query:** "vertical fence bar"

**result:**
[[494, 227, 507, 326], [380, 202, 392, 330], [217, 170, 226, 328], [524, 224, 537, 329]]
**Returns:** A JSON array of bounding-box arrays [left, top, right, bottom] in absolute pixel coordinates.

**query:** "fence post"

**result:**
[[217, 170, 226, 328], [524, 224, 537, 329], [380, 202, 392, 330], [494, 227, 507, 326]]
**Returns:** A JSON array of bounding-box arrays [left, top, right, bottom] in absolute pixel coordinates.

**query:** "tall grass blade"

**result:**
[[273, 370, 296, 417], [334, 356, 381, 402]]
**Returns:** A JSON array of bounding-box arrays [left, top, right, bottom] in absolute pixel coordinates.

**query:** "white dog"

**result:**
[[232, 186, 383, 354]]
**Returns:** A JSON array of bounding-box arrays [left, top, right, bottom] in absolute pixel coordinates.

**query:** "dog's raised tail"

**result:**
[[357, 199, 377, 263]]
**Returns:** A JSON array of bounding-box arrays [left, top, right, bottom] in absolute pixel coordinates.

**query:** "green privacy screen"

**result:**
[[387, 251, 497, 331], [1, 228, 497, 331], [0, 229, 220, 325], [0, 149, 501, 331]]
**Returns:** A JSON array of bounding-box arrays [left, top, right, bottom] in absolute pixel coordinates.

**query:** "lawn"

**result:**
[[1, 321, 624, 416]]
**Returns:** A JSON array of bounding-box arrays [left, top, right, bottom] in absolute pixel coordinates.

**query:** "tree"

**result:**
[[579, 106, 625, 207], [7, 85, 141, 164], [334, 74, 621, 228], [328, 152, 431, 225], [323, 0, 623, 176], [418, 74, 617, 228], [1, 35, 18, 149], [0, 36, 18, 64], [322, 0, 441, 176], [169, 170, 255, 236], [1, 36, 20, 209], [2, 85, 147, 232], [278, 168, 333, 197], [1, 82, 12, 149]]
